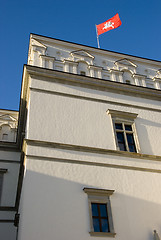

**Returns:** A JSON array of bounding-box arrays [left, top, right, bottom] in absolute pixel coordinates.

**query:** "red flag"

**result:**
[[96, 14, 122, 35]]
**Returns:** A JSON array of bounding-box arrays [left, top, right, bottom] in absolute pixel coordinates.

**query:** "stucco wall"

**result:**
[[18, 35, 161, 240], [18, 156, 161, 240], [0, 150, 20, 240], [26, 76, 161, 156]]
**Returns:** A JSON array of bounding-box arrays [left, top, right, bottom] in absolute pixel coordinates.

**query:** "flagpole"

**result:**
[[95, 25, 100, 48]]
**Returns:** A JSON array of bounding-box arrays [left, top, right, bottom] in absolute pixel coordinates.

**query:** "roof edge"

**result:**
[[30, 33, 161, 64]]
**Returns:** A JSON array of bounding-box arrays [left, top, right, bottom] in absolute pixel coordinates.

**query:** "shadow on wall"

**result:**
[[137, 117, 161, 155], [18, 169, 161, 240]]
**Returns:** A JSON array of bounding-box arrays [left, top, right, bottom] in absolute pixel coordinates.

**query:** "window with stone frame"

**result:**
[[107, 109, 140, 153], [83, 188, 116, 237], [0, 169, 7, 205]]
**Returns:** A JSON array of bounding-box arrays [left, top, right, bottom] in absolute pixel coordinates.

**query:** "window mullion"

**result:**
[[98, 204, 102, 232], [123, 123, 129, 151]]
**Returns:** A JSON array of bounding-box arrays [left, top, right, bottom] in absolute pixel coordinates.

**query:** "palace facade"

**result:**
[[1, 34, 161, 240]]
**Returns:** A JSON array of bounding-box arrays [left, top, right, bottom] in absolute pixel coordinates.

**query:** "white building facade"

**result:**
[[0, 109, 22, 240], [2, 33, 161, 240]]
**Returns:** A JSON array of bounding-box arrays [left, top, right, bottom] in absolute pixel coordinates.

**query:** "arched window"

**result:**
[[77, 61, 89, 76], [122, 70, 134, 84], [0, 124, 11, 141]]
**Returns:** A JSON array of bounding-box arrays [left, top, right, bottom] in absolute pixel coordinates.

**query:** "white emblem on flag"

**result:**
[[103, 21, 114, 30]]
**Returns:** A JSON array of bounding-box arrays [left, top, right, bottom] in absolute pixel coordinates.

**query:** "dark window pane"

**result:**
[[92, 203, 99, 216], [101, 219, 109, 232], [93, 218, 100, 232], [115, 123, 123, 130], [126, 133, 134, 144], [125, 124, 132, 131], [118, 143, 126, 151], [116, 132, 125, 143], [80, 71, 86, 76], [99, 204, 107, 217], [129, 144, 136, 152]]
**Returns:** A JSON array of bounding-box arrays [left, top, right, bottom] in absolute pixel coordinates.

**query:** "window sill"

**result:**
[[89, 232, 116, 237]]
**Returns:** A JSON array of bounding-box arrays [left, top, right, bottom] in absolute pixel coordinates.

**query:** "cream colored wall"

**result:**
[[18, 74, 161, 240], [18, 35, 161, 240], [0, 149, 21, 240], [18, 155, 161, 240], [27, 77, 161, 156], [0, 150, 20, 206]]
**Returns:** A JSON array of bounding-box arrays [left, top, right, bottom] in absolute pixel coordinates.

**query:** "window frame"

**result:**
[[107, 109, 140, 153], [83, 188, 116, 237], [0, 169, 7, 205]]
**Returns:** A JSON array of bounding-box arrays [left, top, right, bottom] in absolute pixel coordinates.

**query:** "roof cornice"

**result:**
[[24, 64, 161, 101], [30, 33, 161, 66]]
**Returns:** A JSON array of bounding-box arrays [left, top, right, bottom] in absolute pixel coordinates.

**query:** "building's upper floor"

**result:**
[[28, 34, 161, 90], [0, 110, 18, 143]]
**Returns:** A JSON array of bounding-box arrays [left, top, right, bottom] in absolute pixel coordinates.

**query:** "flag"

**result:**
[[96, 13, 122, 35]]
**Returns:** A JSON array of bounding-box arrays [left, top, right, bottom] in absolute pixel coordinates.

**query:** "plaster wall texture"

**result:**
[[0, 150, 20, 206], [0, 162, 20, 206], [0, 150, 20, 162], [30, 77, 161, 110], [18, 157, 161, 240], [26, 78, 161, 156], [26, 145, 161, 171], [0, 223, 17, 240], [0, 149, 20, 240], [18, 35, 161, 240]]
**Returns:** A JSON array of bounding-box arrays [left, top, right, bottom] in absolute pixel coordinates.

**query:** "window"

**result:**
[[125, 80, 131, 84], [83, 188, 116, 237], [0, 174, 3, 204], [91, 203, 109, 232], [107, 109, 140, 153], [0, 169, 7, 205], [2, 133, 8, 141], [115, 123, 136, 152], [80, 71, 86, 76]]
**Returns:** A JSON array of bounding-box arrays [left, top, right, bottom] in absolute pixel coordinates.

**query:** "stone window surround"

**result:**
[[83, 188, 116, 238], [107, 109, 140, 153], [0, 169, 8, 205]]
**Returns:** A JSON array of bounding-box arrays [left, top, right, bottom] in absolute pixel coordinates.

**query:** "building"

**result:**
[[0, 109, 21, 240], [1, 33, 161, 240]]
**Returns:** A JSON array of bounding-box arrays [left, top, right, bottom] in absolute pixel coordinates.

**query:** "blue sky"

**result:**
[[1, 0, 161, 110]]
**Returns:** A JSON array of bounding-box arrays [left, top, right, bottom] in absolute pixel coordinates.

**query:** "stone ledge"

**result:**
[[89, 232, 116, 237]]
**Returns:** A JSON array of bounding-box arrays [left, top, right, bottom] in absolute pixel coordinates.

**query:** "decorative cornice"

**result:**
[[133, 73, 146, 78], [109, 69, 123, 74], [30, 34, 161, 66], [26, 154, 161, 174], [88, 65, 103, 70], [115, 58, 137, 68], [83, 188, 114, 196], [0, 142, 19, 150], [40, 55, 55, 60], [30, 87, 161, 113], [24, 139, 161, 162], [24, 65, 161, 101], [0, 206, 16, 211], [71, 50, 95, 59], [153, 77, 161, 82], [63, 59, 79, 65], [0, 168, 8, 173], [107, 109, 138, 119]]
